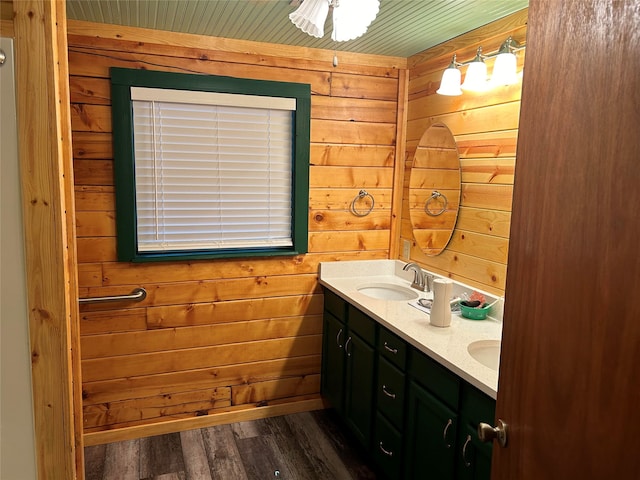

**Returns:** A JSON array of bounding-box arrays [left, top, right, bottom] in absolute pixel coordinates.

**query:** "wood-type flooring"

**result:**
[[84, 409, 379, 479]]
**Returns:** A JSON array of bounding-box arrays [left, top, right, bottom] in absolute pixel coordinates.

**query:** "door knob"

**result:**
[[477, 419, 508, 447]]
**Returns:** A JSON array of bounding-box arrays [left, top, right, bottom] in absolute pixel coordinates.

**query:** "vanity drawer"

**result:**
[[373, 411, 403, 479], [348, 305, 376, 345], [376, 357, 406, 429], [379, 327, 407, 370], [410, 349, 460, 411], [460, 382, 495, 426], [324, 289, 346, 321]]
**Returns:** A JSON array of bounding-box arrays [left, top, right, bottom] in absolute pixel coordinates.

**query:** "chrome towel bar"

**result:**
[[79, 287, 147, 305]]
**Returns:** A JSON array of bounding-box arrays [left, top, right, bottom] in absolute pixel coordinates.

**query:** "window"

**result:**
[[110, 68, 310, 262]]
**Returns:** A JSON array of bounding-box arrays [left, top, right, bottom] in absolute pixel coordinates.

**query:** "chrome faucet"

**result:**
[[423, 273, 434, 292], [402, 262, 434, 292], [403, 262, 425, 291]]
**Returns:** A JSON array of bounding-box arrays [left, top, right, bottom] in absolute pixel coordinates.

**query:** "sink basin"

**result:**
[[357, 283, 419, 301], [467, 340, 501, 371]]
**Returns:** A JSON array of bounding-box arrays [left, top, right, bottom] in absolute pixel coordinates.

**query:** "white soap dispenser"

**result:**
[[430, 278, 453, 327]]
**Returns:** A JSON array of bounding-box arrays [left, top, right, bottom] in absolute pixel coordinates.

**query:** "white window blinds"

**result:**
[[130, 87, 295, 252]]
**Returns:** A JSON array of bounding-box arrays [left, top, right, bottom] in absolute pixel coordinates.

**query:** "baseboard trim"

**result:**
[[83, 396, 328, 446]]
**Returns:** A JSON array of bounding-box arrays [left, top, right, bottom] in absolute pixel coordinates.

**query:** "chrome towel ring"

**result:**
[[425, 190, 448, 216], [350, 189, 375, 217]]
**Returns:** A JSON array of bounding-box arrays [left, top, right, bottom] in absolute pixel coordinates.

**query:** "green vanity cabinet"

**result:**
[[321, 310, 346, 414], [376, 356, 406, 429], [343, 322, 376, 446], [373, 328, 408, 478], [373, 411, 404, 478], [321, 288, 496, 480], [456, 384, 496, 480], [321, 290, 376, 449], [321, 289, 347, 413], [405, 349, 461, 479]]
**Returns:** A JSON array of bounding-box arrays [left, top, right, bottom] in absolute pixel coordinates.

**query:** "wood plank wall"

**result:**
[[400, 9, 528, 295], [0, 0, 13, 36], [13, 0, 84, 476], [67, 20, 406, 439]]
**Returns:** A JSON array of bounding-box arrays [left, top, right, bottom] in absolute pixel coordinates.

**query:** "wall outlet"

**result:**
[[402, 239, 411, 259]]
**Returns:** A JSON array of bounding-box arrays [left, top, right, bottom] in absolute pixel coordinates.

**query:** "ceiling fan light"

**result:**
[[332, 0, 380, 42], [289, 0, 330, 38], [437, 67, 462, 96]]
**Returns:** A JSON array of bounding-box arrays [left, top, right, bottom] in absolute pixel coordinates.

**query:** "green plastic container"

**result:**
[[460, 302, 490, 320]]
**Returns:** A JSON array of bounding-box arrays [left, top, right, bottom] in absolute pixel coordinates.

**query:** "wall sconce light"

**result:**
[[491, 37, 521, 86], [436, 55, 463, 96], [437, 36, 525, 96], [461, 47, 488, 91]]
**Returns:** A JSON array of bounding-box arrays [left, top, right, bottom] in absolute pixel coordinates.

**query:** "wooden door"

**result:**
[[492, 1, 640, 478]]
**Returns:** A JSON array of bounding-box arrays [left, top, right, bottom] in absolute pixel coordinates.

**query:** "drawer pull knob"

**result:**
[[382, 385, 396, 399], [443, 418, 453, 448], [379, 442, 393, 457], [383, 342, 398, 354]]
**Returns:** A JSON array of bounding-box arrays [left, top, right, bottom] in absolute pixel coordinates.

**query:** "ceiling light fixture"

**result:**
[[437, 36, 525, 96], [289, 0, 380, 42]]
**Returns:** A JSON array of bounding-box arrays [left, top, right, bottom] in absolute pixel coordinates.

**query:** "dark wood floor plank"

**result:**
[[201, 424, 249, 479], [311, 409, 379, 479], [283, 411, 356, 479], [85, 409, 379, 480], [261, 415, 324, 480], [179, 429, 213, 480], [139, 432, 185, 478], [102, 439, 140, 480], [141, 473, 186, 480], [235, 435, 295, 480]]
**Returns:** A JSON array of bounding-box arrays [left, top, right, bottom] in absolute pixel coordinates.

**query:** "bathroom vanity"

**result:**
[[319, 260, 502, 480]]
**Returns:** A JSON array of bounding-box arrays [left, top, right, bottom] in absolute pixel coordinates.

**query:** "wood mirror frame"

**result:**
[[409, 122, 461, 256]]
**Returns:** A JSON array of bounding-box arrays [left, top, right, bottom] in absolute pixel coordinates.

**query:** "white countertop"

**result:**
[[319, 260, 502, 399]]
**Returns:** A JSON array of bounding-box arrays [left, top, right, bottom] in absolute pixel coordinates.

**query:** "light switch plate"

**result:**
[[402, 239, 411, 259]]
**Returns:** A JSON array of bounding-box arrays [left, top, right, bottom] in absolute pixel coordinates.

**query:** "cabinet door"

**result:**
[[457, 384, 495, 480], [344, 331, 376, 448], [457, 424, 492, 480], [321, 311, 346, 414], [405, 381, 458, 479]]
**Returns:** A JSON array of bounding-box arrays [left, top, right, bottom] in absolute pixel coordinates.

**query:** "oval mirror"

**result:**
[[409, 122, 461, 256]]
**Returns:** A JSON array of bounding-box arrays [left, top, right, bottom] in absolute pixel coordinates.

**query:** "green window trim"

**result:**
[[110, 67, 310, 262]]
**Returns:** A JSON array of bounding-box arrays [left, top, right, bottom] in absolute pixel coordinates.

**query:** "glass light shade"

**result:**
[[332, 0, 380, 42], [289, 0, 330, 38], [491, 52, 518, 86], [436, 67, 462, 96], [461, 61, 488, 91]]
